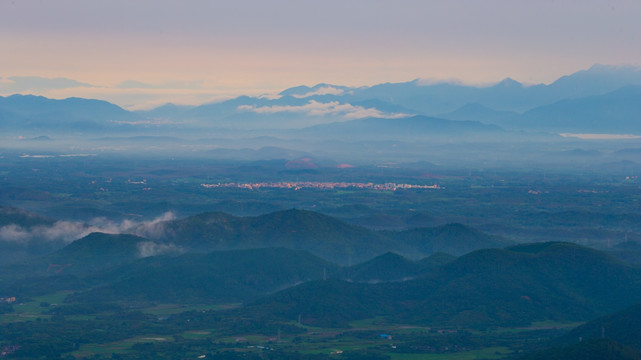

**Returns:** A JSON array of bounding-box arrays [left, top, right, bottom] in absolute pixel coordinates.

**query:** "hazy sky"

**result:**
[[1, 0, 640, 109]]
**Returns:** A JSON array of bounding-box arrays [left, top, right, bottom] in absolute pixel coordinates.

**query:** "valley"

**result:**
[[1, 154, 641, 359], [2, 64, 641, 359]]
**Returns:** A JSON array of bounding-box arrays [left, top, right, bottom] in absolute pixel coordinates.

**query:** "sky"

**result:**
[[1, 0, 640, 109]]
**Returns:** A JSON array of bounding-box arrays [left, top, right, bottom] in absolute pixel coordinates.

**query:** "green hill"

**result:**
[[346, 252, 420, 282], [244, 242, 641, 328], [0, 232, 158, 288], [406, 242, 641, 326], [386, 223, 511, 256], [345, 252, 455, 282], [522, 301, 641, 359], [246, 279, 391, 328], [69, 247, 340, 304], [43, 232, 157, 274], [139, 209, 502, 264], [416, 252, 457, 270], [144, 209, 402, 264], [554, 302, 641, 350], [0, 206, 59, 265]]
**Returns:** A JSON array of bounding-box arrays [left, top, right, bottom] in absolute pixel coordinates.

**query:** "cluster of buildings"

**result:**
[[201, 181, 441, 191]]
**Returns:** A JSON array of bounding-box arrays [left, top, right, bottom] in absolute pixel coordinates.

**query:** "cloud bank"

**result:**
[[238, 100, 410, 119], [0, 212, 177, 245], [291, 86, 347, 98], [136, 241, 182, 258]]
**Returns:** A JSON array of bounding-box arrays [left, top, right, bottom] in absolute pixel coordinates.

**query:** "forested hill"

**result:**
[[135, 209, 510, 264], [245, 242, 641, 328]]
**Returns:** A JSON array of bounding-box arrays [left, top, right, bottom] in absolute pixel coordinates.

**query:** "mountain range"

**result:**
[[5, 229, 639, 331], [246, 242, 641, 328], [2, 64, 640, 138], [131, 209, 510, 264]]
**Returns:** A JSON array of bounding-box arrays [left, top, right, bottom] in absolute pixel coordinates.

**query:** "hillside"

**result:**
[[0, 206, 54, 228], [346, 252, 421, 282], [137, 209, 399, 264], [525, 303, 641, 360], [345, 252, 456, 282], [0, 233, 162, 285], [43, 232, 160, 273], [0, 94, 141, 133], [387, 223, 511, 256], [0, 207, 59, 265], [518, 85, 641, 133], [245, 242, 641, 328], [135, 209, 502, 264], [69, 247, 339, 304], [554, 302, 641, 351]]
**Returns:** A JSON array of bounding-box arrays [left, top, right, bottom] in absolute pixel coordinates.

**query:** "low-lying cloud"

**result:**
[[136, 241, 182, 258], [0, 212, 177, 245], [238, 100, 410, 119], [291, 86, 347, 98]]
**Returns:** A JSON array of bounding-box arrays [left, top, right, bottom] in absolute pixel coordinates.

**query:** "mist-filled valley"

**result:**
[[2, 65, 641, 359]]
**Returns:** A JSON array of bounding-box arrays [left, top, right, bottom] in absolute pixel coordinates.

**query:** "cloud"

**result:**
[[0, 76, 95, 92], [128, 211, 176, 239], [238, 100, 410, 119], [0, 212, 177, 244], [136, 241, 182, 258], [415, 77, 466, 86], [291, 86, 346, 98], [0, 221, 104, 243]]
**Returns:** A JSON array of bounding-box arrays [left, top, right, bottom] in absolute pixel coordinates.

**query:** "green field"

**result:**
[[389, 347, 512, 360]]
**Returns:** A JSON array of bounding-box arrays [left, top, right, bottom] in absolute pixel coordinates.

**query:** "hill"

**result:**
[[518, 86, 641, 133], [437, 103, 520, 125], [43, 232, 164, 273], [554, 302, 641, 351], [346, 252, 421, 282], [345, 252, 456, 283], [0, 232, 165, 283], [387, 223, 511, 256], [0, 206, 54, 228], [68, 247, 339, 304], [245, 242, 641, 328], [0, 206, 58, 265], [135, 209, 502, 264], [0, 94, 141, 133], [137, 209, 401, 264]]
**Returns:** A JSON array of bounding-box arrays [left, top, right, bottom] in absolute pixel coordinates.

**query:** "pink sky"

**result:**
[[1, 0, 640, 109]]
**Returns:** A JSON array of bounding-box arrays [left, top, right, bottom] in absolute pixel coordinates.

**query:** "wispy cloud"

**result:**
[[238, 100, 410, 119], [291, 86, 346, 98], [0, 212, 176, 244], [128, 211, 176, 239], [136, 241, 182, 258]]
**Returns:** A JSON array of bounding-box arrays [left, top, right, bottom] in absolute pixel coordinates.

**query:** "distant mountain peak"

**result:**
[[493, 77, 523, 88], [587, 63, 641, 73], [279, 83, 348, 97]]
